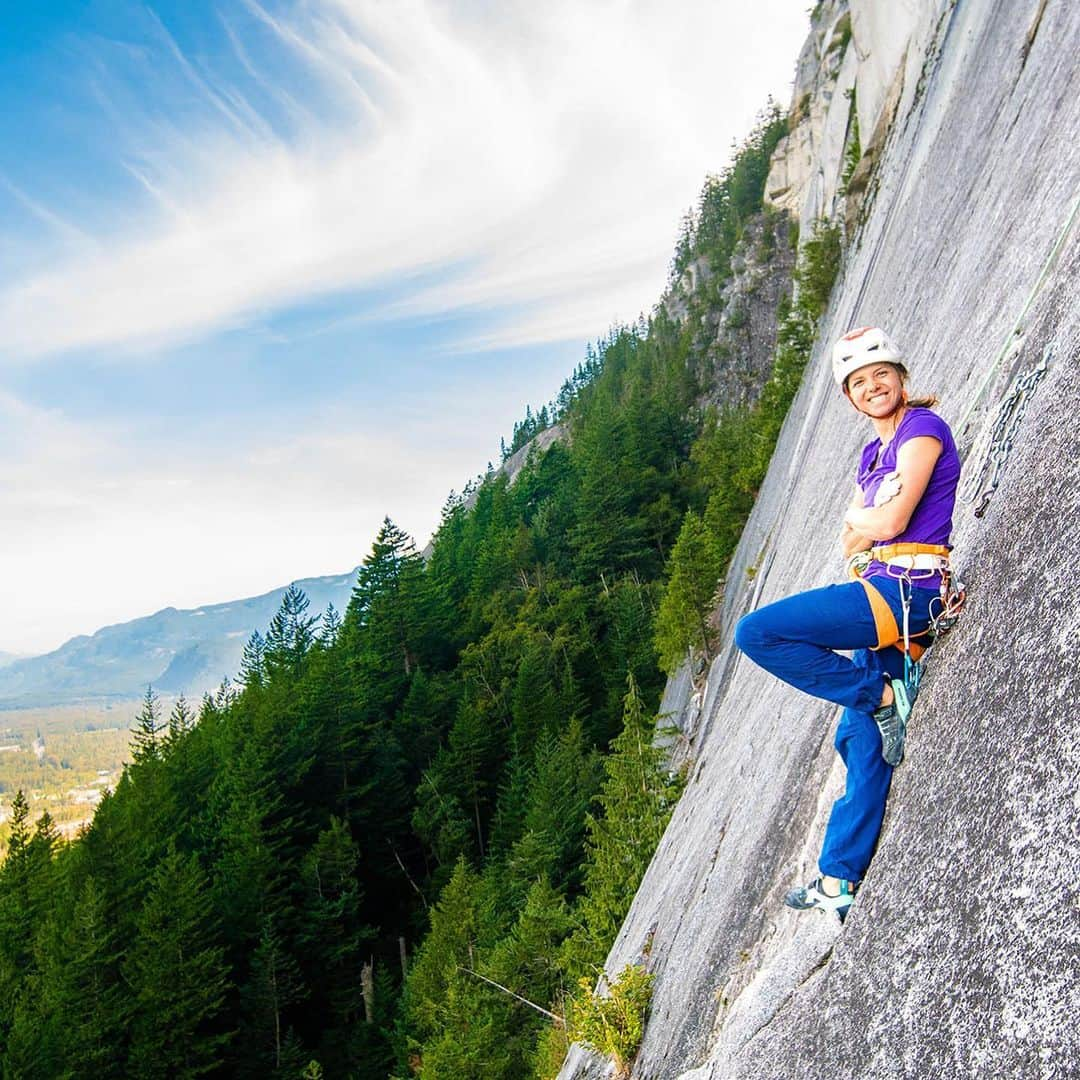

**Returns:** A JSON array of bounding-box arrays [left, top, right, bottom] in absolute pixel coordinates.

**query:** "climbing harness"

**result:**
[[961, 345, 1051, 517], [850, 544, 966, 669]]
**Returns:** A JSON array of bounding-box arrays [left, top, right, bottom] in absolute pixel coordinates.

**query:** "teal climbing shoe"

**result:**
[[874, 677, 917, 766], [783, 877, 858, 923]]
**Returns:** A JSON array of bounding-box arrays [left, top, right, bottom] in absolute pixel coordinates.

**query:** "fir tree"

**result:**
[[239, 915, 308, 1076], [35, 874, 129, 1075], [126, 845, 232, 1077], [654, 510, 722, 673], [165, 694, 195, 752], [131, 684, 163, 763], [265, 585, 317, 680], [562, 675, 683, 980], [239, 630, 267, 688]]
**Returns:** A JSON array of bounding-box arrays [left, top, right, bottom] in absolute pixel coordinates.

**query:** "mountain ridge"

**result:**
[[0, 567, 360, 709]]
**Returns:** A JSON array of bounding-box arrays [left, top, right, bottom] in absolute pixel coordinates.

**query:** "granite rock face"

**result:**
[[560, 1, 1079, 1077]]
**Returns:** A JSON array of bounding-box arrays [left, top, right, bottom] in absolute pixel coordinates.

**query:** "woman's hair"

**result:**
[[894, 364, 940, 409]]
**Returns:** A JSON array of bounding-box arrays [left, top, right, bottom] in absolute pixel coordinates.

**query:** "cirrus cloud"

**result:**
[[0, 0, 806, 360]]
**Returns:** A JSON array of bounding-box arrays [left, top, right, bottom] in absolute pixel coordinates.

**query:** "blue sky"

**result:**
[[0, 0, 808, 654]]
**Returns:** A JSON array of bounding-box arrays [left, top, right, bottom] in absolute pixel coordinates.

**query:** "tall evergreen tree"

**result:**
[[126, 845, 233, 1077], [654, 510, 723, 673], [561, 675, 683, 981], [265, 585, 317, 680], [131, 684, 163, 763], [238, 914, 308, 1077]]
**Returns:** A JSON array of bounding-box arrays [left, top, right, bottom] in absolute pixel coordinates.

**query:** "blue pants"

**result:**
[[734, 578, 935, 882]]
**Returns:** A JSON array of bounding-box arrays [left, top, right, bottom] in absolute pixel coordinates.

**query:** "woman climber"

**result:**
[[734, 326, 961, 922]]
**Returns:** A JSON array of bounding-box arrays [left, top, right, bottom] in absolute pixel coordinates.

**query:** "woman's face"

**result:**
[[845, 362, 905, 418]]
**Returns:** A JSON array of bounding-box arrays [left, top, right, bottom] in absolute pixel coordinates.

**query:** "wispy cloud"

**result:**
[[0, 0, 804, 359]]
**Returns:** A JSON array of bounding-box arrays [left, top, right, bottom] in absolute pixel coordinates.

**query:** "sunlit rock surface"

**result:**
[[561, 0, 1079, 1076]]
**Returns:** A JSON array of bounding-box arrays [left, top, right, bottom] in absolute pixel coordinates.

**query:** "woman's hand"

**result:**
[[841, 484, 874, 557], [841, 520, 874, 558]]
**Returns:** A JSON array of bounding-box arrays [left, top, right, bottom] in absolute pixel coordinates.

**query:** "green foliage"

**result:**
[[672, 101, 787, 281], [130, 684, 163, 763], [560, 676, 684, 980], [796, 219, 843, 321], [239, 915, 308, 1075], [657, 217, 843, 673], [654, 511, 723, 673], [568, 964, 654, 1079], [125, 845, 232, 1077]]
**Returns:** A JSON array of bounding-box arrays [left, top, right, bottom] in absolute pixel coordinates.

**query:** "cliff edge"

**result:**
[[561, 1, 1079, 1076]]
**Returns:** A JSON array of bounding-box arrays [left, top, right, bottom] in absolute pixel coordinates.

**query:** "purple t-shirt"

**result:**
[[857, 408, 960, 588]]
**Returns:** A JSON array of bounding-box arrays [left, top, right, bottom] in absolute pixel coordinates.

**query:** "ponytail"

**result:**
[[897, 368, 939, 409]]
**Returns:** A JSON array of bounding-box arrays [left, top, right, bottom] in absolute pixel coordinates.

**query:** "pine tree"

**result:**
[[319, 602, 342, 646], [131, 684, 163, 763], [126, 845, 232, 1077], [345, 518, 434, 720], [239, 630, 267, 688], [404, 857, 483, 1038], [506, 718, 602, 901], [265, 585, 317, 680], [298, 817, 369, 1034], [165, 694, 195, 753], [654, 510, 722, 674], [35, 874, 129, 1075], [239, 914, 308, 1076], [486, 876, 573, 1014], [0, 794, 58, 1044], [561, 675, 683, 980]]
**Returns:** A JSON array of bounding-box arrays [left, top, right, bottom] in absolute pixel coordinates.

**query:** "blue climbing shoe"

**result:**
[[874, 677, 917, 766], [784, 877, 858, 923]]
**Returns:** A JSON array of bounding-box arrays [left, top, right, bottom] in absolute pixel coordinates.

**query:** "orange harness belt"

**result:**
[[869, 542, 951, 563], [856, 577, 928, 661]]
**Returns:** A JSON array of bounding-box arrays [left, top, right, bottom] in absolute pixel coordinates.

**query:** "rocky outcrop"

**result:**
[[699, 214, 796, 413], [663, 212, 796, 412], [561, 0, 1079, 1076], [765, 1, 857, 239]]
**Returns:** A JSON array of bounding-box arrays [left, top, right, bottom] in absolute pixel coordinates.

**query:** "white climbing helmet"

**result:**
[[832, 326, 905, 388]]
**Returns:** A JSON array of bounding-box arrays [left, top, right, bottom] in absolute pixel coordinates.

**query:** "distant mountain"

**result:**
[[0, 570, 359, 709]]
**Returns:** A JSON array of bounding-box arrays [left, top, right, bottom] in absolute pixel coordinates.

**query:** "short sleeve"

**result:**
[[895, 409, 950, 452]]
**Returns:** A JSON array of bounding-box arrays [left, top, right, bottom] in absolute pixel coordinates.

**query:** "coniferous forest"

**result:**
[[0, 105, 843, 1079]]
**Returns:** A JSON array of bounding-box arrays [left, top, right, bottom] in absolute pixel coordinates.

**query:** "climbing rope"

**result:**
[[961, 344, 1051, 517]]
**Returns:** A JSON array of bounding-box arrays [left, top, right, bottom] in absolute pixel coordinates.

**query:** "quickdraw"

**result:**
[[897, 574, 921, 696], [895, 563, 966, 697]]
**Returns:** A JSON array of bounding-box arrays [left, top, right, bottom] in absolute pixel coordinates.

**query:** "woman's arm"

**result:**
[[841, 485, 874, 557], [843, 435, 943, 541]]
